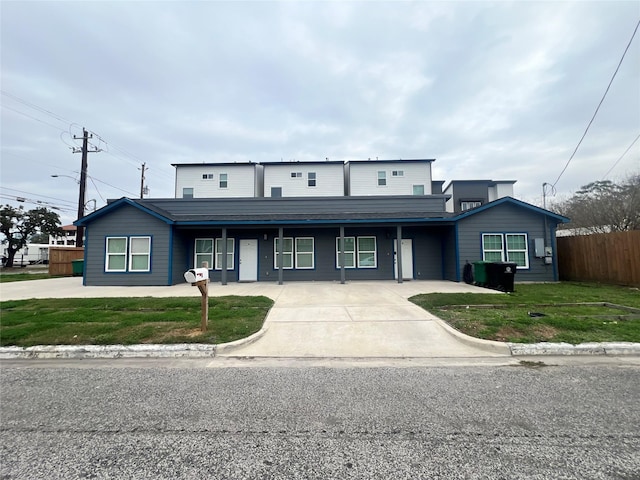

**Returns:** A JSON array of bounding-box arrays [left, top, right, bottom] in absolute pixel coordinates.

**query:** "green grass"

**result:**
[[0, 272, 56, 282], [410, 283, 640, 344], [0, 296, 273, 347]]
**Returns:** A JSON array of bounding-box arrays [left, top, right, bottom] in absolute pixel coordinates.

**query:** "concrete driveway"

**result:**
[[0, 278, 509, 358]]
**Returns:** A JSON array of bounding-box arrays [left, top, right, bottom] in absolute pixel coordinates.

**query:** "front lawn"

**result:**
[[0, 296, 273, 347], [410, 283, 640, 344]]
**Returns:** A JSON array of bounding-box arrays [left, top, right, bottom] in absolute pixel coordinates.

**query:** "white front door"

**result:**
[[239, 239, 258, 282], [394, 239, 414, 280]]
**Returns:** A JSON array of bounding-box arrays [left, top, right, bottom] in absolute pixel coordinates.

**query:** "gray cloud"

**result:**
[[1, 1, 638, 225]]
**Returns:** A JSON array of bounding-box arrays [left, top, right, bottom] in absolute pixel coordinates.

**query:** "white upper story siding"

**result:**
[[348, 160, 433, 196], [263, 162, 345, 197], [488, 182, 515, 202], [173, 163, 256, 198]]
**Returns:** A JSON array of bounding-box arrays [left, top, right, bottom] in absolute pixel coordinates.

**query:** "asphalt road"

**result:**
[[1, 358, 639, 479]]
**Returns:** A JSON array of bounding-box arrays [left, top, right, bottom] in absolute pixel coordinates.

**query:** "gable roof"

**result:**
[[451, 196, 570, 223], [74, 198, 174, 226]]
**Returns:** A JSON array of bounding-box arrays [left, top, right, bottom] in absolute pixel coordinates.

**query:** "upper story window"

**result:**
[[392, 170, 404, 177], [202, 174, 214, 180], [377, 171, 386, 186], [271, 187, 282, 197], [219, 173, 228, 189], [291, 172, 302, 178], [182, 187, 194, 199], [461, 201, 482, 211], [413, 185, 425, 195], [308, 172, 316, 187]]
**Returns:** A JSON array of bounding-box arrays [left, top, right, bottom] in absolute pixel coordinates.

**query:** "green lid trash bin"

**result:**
[[71, 259, 84, 277], [473, 261, 489, 286]]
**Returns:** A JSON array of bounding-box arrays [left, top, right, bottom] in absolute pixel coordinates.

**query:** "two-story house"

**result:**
[[76, 158, 568, 286]]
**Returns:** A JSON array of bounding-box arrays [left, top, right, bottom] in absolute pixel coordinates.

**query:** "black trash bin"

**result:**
[[486, 262, 517, 292]]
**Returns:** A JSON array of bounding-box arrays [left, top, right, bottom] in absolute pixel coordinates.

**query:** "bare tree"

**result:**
[[551, 173, 640, 234]]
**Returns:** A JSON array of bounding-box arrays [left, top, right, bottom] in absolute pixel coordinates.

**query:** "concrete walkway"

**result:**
[[0, 278, 509, 358]]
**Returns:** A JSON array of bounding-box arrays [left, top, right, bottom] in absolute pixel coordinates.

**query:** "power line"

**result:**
[[0, 104, 68, 132], [0, 90, 74, 124], [0, 187, 77, 207], [551, 18, 640, 189], [602, 133, 640, 179]]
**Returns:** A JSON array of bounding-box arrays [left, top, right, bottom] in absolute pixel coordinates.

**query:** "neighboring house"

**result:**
[[49, 224, 78, 246], [75, 159, 569, 286], [444, 180, 517, 213], [263, 160, 345, 197], [173, 162, 258, 198]]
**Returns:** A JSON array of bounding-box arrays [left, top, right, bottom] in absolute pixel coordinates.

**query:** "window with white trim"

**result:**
[[129, 237, 151, 272], [482, 233, 529, 268], [274, 237, 293, 269], [461, 201, 482, 211], [291, 172, 302, 178], [105, 236, 151, 273], [202, 174, 214, 180], [219, 173, 228, 189], [295, 237, 314, 269], [182, 187, 194, 199], [392, 170, 404, 177], [377, 171, 386, 186], [357, 236, 377, 268], [413, 184, 425, 195], [336, 237, 356, 268], [307, 172, 316, 187], [195, 238, 213, 269], [215, 238, 234, 270], [106, 237, 127, 272]]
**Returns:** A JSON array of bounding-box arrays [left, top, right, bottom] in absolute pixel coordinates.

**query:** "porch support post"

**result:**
[[396, 225, 403, 284], [278, 227, 284, 285], [339, 226, 346, 284], [221, 227, 227, 285]]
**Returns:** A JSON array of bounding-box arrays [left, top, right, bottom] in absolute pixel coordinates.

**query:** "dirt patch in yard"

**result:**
[[493, 326, 523, 342], [532, 324, 560, 341]]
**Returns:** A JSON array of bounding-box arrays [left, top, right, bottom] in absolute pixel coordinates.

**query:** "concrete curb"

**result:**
[[215, 324, 269, 354], [434, 318, 512, 355], [508, 342, 640, 356]]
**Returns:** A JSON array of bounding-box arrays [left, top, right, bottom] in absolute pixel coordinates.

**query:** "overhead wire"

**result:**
[[551, 18, 640, 189], [602, 133, 640, 179]]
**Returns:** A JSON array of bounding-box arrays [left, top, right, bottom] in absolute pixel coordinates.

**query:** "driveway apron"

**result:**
[[220, 281, 509, 358]]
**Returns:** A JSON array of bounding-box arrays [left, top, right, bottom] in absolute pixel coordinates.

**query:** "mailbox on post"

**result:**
[[184, 267, 209, 284], [185, 267, 210, 331]]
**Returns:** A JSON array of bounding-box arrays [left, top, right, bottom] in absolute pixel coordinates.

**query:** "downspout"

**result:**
[[454, 223, 461, 282], [82, 226, 88, 286], [550, 223, 559, 281], [167, 227, 173, 286]]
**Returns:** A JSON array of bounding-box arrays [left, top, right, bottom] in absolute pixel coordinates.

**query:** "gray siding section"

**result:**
[[85, 205, 171, 286], [172, 225, 448, 283], [457, 203, 560, 282]]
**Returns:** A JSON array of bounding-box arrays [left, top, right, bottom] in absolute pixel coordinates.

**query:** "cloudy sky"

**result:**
[[1, 0, 639, 226]]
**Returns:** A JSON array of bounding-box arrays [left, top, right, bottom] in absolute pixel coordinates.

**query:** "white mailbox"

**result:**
[[184, 267, 209, 283]]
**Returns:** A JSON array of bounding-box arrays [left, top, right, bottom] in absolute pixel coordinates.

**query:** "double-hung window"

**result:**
[[377, 171, 386, 186], [182, 187, 194, 199], [307, 172, 316, 187], [357, 237, 377, 268], [295, 238, 314, 269], [482, 233, 529, 268], [413, 184, 425, 195], [336, 237, 356, 268], [106, 237, 127, 272], [215, 238, 234, 270], [274, 237, 315, 269], [105, 236, 151, 273], [195, 238, 213, 269], [219, 173, 228, 189], [274, 237, 294, 269], [336, 236, 377, 268]]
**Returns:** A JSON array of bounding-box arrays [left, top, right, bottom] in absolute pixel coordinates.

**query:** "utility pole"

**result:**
[[72, 128, 100, 248], [139, 162, 147, 198]]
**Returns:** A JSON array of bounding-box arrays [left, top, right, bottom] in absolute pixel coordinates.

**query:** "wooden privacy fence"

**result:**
[[557, 231, 640, 286], [48, 247, 84, 276]]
